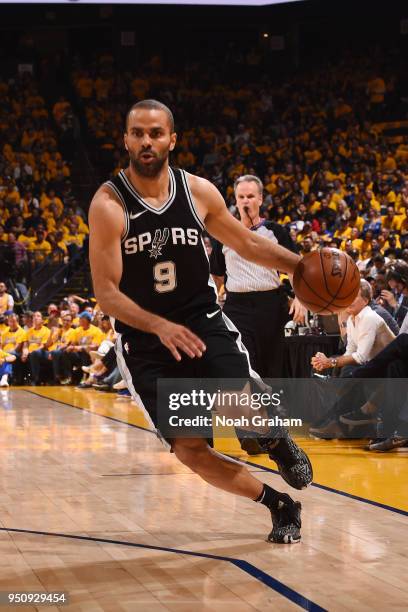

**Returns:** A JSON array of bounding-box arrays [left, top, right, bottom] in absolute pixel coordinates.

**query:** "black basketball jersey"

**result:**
[[104, 167, 217, 336]]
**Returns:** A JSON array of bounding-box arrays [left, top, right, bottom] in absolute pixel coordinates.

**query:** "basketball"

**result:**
[[293, 248, 360, 314]]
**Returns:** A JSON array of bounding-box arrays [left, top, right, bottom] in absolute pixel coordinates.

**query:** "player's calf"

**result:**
[[173, 439, 302, 544]]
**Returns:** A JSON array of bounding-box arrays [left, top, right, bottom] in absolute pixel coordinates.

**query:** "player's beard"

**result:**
[[129, 150, 168, 178]]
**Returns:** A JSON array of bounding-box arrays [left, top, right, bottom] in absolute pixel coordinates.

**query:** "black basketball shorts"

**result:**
[[115, 309, 256, 448]]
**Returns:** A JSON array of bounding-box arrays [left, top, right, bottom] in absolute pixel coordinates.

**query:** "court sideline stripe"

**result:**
[[24, 389, 156, 434], [0, 527, 326, 612], [24, 390, 408, 516]]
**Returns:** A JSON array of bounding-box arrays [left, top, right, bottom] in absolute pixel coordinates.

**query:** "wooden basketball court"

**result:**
[[0, 387, 406, 611]]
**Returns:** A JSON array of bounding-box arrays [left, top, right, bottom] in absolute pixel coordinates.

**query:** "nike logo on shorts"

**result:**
[[129, 210, 147, 220], [206, 310, 220, 318]]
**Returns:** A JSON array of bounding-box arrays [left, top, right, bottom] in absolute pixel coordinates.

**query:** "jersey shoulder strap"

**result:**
[[174, 167, 206, 230], [103, 174, 133, 243]]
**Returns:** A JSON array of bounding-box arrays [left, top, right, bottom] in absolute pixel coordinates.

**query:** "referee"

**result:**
[[210, 174, 306, 380]]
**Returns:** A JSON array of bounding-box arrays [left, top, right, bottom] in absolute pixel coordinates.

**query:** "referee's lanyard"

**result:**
[[249, 220, 266, 232]]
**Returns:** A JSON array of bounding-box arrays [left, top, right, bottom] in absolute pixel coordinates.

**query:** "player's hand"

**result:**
[[380, 290, 397, 308], [289, 297, 307, 325], [155, 321, 206, 361]]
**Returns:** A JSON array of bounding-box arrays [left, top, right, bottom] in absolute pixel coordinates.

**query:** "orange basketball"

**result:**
[[293, 248, 360, 315]]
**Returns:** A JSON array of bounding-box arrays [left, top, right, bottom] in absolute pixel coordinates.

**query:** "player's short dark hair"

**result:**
[[125, 99, 175, 132]]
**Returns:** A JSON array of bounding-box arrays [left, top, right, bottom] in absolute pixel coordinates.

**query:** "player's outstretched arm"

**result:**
[[190, 176, 300, 275], [89, 187, 206, 361]]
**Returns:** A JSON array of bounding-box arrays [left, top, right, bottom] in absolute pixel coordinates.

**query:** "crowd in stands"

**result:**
[[0, 73, 88, 291], [0, 293, 129, 396], [71, 52, 408, 269]]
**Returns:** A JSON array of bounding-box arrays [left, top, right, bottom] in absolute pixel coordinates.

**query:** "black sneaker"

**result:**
[[76, 382, 93, 389], [240, 438, 265, 456], [268, 493, 302, 544], [366, 437, 385, 449], [259, 432, 313, 490], [340, 409, 377, 426], [92, 382, 110, 391], [368, 435, 408, 451]]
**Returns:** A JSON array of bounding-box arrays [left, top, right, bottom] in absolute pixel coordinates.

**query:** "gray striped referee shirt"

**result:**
[[210, 220, 298, 292]]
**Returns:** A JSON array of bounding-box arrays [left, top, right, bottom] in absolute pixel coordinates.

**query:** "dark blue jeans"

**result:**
[[28, 349, 49, 384], [352, 334, 408, 435], [48, 349, 71, 380], [0, 362, 13, 377]]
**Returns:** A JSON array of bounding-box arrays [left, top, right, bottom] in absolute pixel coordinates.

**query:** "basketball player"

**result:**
[[89, 100, 312, 544]]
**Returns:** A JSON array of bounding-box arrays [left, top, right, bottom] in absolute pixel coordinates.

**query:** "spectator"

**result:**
[[46, 304, 60, 327], [18, 227, 36, 248], [1, 313, 26, 355], [310, 280, 395, 437], [21, 311, 51, 385], [0, 282, 14, 314], [21, 311, 34, 332], [363, 209, 382, 235], [312, 280, 395, 377], [366, 253, 387, 279], [381, 206, 402, 232], [379, 262, 408, 326], [27, 229, 52, 264], [46, 312, 76, 385], [0, 349, 16, 387], [341, 334, 408, 451], [7, 233, 27, 269], [5, 206, 22, 233], [65, 311, 103, 387], [69, 302, 80, 326], [1, 312, 26, 384], [24, 209, 44, 231], [370, 298, 400, 336]]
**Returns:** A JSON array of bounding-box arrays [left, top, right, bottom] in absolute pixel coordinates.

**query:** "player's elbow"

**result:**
[[95, 294, 113, 314], [93, 280, 118, 314]]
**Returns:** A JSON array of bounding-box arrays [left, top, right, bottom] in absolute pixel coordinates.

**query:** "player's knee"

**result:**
[[172, 438, 211, 470]]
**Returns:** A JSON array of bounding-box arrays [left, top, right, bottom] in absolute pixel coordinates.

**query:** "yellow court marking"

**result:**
[[216, 436, 408, 513], [29, 386, 408, 513]]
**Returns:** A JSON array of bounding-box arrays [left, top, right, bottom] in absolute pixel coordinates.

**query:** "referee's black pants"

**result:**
[[223, 287, 289, 379]]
